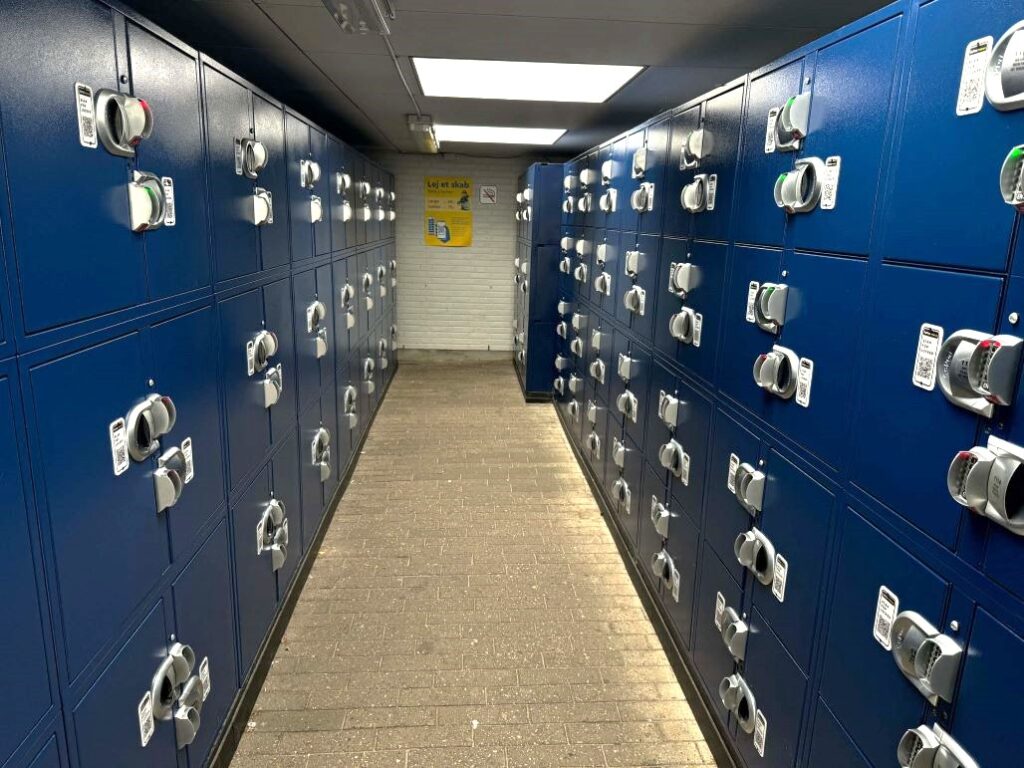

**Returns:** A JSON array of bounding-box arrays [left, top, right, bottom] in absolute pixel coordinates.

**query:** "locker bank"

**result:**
[[1, 1, 1023, 767]]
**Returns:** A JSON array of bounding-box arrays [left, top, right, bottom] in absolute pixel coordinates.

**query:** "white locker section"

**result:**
[[383, 152, 528, 351]]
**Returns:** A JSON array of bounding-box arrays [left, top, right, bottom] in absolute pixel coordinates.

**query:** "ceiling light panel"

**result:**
[[433, 124, 566, 145], [413, 58, 643, 103]]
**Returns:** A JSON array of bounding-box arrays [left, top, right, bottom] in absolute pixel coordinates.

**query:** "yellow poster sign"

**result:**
[[424, 176, 472, 247]]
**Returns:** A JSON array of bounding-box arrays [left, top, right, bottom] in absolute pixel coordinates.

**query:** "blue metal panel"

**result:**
[[692, 543, 741, 726], [293, 267, 324, 411], [332, 256, 353, 382], [126, 23, 211, 302], [847, 264, 1000, 548], [263, 277, 299, 444], [733, 60, 803, 248], [692, 85, 744, 243], [171, 520, 237, 768], [285, 112, 313, 262], [0, 0, 143, 335], [666, 376, 713, 529], [790, 16, 902, 255], [769, 252, 867, 468], [617, 433, 646, 548], [328, 138, 348, 252], [25, 733, 64, 768], [272, 429, 303, 593], [353, 155, 368, 246], [805, 698, 871, 768], [230, 464, 275, 677], [0, 364, 56, 767], [71, 601, 176, 768], [818, 507, 947, 768], [755, 447, 835, 673], [719, 245, 783, 419], [652, 236, 690, 363], [581, 152, 600, 230], [252, 95, 289, 270], [662, 239, 727, 385], [630, 234, 662, 340], [590, 229, 620, 320], [28, 331, 167, 681], [311, 128, 331, 256], [662, 106, 702, 240], [661, 480, 700, 650], [704, 407, 761, 585]]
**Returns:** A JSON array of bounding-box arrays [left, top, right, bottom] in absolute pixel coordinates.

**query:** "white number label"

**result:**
[[873, 585, 899, 650], [110, 418, 129, 476], [912, 323, 944, 391]]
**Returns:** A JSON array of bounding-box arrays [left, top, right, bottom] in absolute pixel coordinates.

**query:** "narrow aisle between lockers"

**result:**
[[232, 360, 719, 768]]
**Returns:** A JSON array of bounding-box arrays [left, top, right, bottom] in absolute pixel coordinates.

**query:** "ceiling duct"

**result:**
[[321, 0, 396, 35]]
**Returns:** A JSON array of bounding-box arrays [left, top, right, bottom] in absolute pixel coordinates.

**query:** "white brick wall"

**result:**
[[378, 152, 532, 351]]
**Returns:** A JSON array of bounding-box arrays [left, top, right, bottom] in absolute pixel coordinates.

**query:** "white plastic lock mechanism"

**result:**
[[586, 400, 600, 426], [623, 249, 641, 278], [568, 399, 580, 422], [595, 242, 609, 265], [998, 144, 1024, 210], [897, 723, 978, 768], [128, 171, 167, 232], [650, 496, 672, 538], [589, 358, 606, 384], [557, 300, 571, 317], [587, 430, 601, 459], [571, 312, 587, 332], [680, 128, 709, 170], [154, 445, 187, 513], [719, 606, 749, 662], [563, 174, 578, 191], [125, 394, 177, 462], [890, 611, 963, 704], [253, 188, 274, 226], [612, 476, 632, 513], [753, 283, 789, 333], [986, 21, 1024, 112], [601, 159, 614, 185], [299, 159, 321, 189], [612, 437, 628, 470], [560, 235, 575, 252], [342, 385, 358, 429], [341, 200, 354, 222], [734, 527, 776, 586], [599, 188, 617, 213], [306, 298, 327, 334], [570, 337, 585, 358], [659, 439, 688, 481], [580, 168, 598, 187], [556, 321, 569, 339], [948, 436, 1024, 535], [719, 674, 757, 734], [616, 389, 639, 423], [374, 206, 386, 222], [336, 172, 352, 193], [681, 174, 708, 213], [362, 357, 376, 394], [617, 352, 639, 382], [649, 548, 679, 599], [311, 427, 331, 483], [252, 330, 279, 374], [554, 354, 570, 372], [631, 147, 648, 179], [774, 157, 825, 213], [733, 461, 766, 515], [562, 196, 575, 214], [150, 642, 204, 749], [631, 182, 655, 213], [310, 195, 324, 223], [559, 256, 572, 274], [240, 139, 268, 179], [568, 374, 582, 395], [774, 92, 812, 151], [936, 330, 1023, 417], [594, 271, 612, 296], [577, 192, 593, 213], [259, 498, 289, 571], [553, 376, 565, 396], [668, 262, 698, 297], [753, 345, 800, 399], [669, 307, 697, 344], [573, 262, 589, 284], [575, 238, 591, 258], [591, 329, 603, 352], [261, 366, 283, 409], [94, 90, 153, 157], [378, 338, 389, 369], [359, 205, 372, 222], [623, 285, 646, 316], [658, 390, 684, 429]]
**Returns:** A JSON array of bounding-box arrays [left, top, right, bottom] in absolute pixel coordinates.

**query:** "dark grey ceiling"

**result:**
[[121, 0, 892, 158]]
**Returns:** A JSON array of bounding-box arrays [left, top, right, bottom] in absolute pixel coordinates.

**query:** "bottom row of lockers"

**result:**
[[553, 310, 1023, 768]]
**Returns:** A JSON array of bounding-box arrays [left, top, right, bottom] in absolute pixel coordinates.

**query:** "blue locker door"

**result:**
[[660, 481, 700, 650], [606, 136, 629, 232], [127, 24, 210, 301], [0, 367, 55, 767], [704, 408, 761, 585], [753, 447, 835, 673], [617, 434, 645, 549], [591, 229, 619, 319], [146, 306, 226, 560], [272, 428, 303, 592], [253, 95, 290, 270], [662, 106, 701, 240], [311, 128, 331, 256], [692, 85, 744, 242], [71, 602, 176, 768], [636, 464, 667, 574], [319, 263, 337, 390], [230, 465, 276, 677], [769, 252, 867, 469], [218, 288, 271, 491], [322, 383, 341, 502], [653, 237, 689, 362], [947, 608, 1024, 766], [638, 118, 670, 236], [332, 256, 354, 369], [573, 229, 593, 304], [329, 138, 349, 253], [0, 0, 144, 334], [847, 264, 1001, 548], [298, 398, 327, 550], [818, 507, 948, 768], [665, 377, 713, 529], [264, 277, 299, 445], [879, 0, 1022, 271], [805, 699, 871, 768], [622, 343, 650, 450], [630, 234, 661, 340], [172, 520, 238, 768], [202, 67, 257, 283], [589, 321, 614, 407], [293, 267, 322, 411], [25, 734, 64, 768], [28, 332, 169, 680], [643, 362, 678, 473], [675, 240, 727, 385], [736, 612, 808, 768], [353, 155, 368, 246], [285, 112, 313, 262], [790, 17, 901, 255], [692, 543, 742, 726], [733, 60, 803, 247], [581, 152, 601, 230], [719, 245, 783, 418]]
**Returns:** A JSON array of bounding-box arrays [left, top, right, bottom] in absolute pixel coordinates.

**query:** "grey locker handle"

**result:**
[[774, 92, 811, 151], [937, 330, 1023, 417], [623, 286, 646, 315], [734, 462, 765, 514], [154, 457, 184, 513], [669, 262, 697, 296], [173, 676, 204, 750], [616, 390, 638, 423], [948, 438, 1024, 534], [897, 724, 979, 768], [650, 496, 671, 538], [719, 607, 748, 661], [315, 327, 329, 359], [253, 330, 279, 373], [127, 394, 177, 462], [94, 89, 153, 158], [890, 611, 962, 705], [150, 642, 195, 721], [669, 308, 695, 343], [658, 440, 686, 479], [253, 188, 274, 226], [754, 283, 788, 333], [128, 171, 167, 232], [261, 365, 283, 409], [589, 358, 606, 383], [718, 674, 757, 734], [681, 174, 708, 213], [733, 528, 775, 586], [658, 390, 682, 428], [753, 345, 799, 399], [240, 138, 268, 179], [553, 377, 565, 395]]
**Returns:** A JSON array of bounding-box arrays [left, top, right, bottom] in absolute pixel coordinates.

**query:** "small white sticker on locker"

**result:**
[[772, 554, 789, 602], [246, 340, 256, 376], [796, 357, 814, 408], [912, 323, 944, 391], [161, 177, 176, 227], [873, 585, 899, 651], [764, 108, 779, 154], [199, 656, 211, 700], [138, 691, 155, 747], [821, 156, 841, 211], [671, 567, 681, 603], [693, 313, 703, 348], [706, 174, 718, 211], [234, 138, 244, 175], [256, 515, 266, 554], [75, 82, 98, 149], [110, 417, 129, 476], [681, 451, 691, 486], [956, 36, 993, 117], [754, 710, 768, 757], [746, 281, 759, 324], [714, 591, 726, 631], [182, 437, 195, 483], [727, 453, 740, 492]]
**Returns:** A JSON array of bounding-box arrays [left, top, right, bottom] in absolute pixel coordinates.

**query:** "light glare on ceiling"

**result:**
[[413, 58, 643, 103], [433, 124, 566, 146]]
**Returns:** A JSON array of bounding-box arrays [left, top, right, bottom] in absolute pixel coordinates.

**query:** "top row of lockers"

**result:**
[[0, 0, 396, 357], [560, 0, 1024, 274]]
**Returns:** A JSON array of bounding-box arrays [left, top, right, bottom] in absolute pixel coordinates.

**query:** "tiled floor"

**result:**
[[233, 360, 718, 768]]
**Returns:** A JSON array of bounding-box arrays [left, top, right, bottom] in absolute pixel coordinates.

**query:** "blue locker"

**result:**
[[662, 106, 702, 240], [753, 447, 835, 673], [580, 152, 600, 229], [733, 59, 804, 247], [692, 543, 743, 727], [692, 85, 744, 242], [171, 520, 237, 768], [847, 264, 1001, 548], [311, 127, 331, 255], [616, 433, 646, 549], [587, 320, 614, 407], [805, 699, 871, 768], [71, 601, 177, 768], [357, 249, 376, 331], [0, 363, 57, 767], [704, 408, 762, 585], [583, 398, 611, 486], [561, 161, 581, 228], [615, 234, 659, 339], [298, 396, 336, 552], [718, 245, 784, 418], [252, 95, 290, 271], [613, 335, 650, 450], [367, 164, 383, 243], [767, 252, 867, 469], [789, 16, 902, 255], [293, 264, 336, 411], [605, 135, 630, 231], [328, 138, 352, 252], [590, 229, 620, 319], [637, 464, 668, 572], [332, 255, 354, 380], [354, 155, 368, 246], [879, 0, 1023, 271], [285, 112, 315, 263], [655, 239, 727, 385], [573, 228, 594, 303], [664, 376, 714, 529], [623, 119, 670, 236], [818, 507, 949, 768], [659, 480, 701, 650]]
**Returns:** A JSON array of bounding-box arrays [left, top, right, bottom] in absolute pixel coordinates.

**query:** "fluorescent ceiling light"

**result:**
[[433, 124, 566, 146], [413, 58, 643, 103]]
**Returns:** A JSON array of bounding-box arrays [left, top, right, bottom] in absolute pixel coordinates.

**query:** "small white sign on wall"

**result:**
[[479, 185, 498, 204]]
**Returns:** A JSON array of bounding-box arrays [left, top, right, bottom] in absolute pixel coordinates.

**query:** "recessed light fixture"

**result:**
[[433, 124, 566, 146], [413, 58, 643, 103]]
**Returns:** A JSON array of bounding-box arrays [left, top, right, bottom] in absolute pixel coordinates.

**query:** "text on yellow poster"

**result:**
[[424, 176, 472, 247]]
